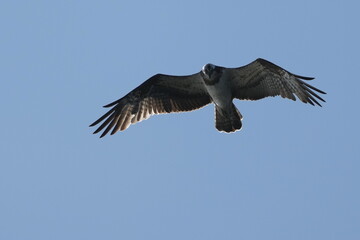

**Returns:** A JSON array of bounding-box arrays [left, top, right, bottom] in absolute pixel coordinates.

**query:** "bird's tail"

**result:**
[[215, 104, 242, 133]]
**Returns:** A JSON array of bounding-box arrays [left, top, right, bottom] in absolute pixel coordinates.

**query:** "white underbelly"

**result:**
[[205, 81, 232, 109]]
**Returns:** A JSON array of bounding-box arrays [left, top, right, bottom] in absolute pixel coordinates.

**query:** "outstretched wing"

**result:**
[[228, 58, 326, 106], [90, 72, 211, 137]]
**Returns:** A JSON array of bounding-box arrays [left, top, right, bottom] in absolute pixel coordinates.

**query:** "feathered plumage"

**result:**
[[90, 58, 326, 137]]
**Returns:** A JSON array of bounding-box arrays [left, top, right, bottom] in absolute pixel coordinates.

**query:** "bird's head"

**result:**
[[201, 63, 222, 84], [201, 63, 216, 78]]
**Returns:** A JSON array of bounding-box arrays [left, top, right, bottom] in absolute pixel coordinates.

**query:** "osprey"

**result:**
[[90, 58, 326, 137]]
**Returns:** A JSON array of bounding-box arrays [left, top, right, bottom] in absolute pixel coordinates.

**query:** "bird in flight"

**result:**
[[90, 58, 326, 137]]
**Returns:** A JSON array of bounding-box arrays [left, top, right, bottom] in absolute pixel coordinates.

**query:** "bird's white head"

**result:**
[[202, 63, 216, 79], [201, 63, 223, 85]]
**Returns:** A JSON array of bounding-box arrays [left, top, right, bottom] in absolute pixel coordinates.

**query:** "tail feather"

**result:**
[[215, 104, 242, 133]]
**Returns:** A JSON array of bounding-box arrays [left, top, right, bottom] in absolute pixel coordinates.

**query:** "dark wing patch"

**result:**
[[229, 58, 326, 106], [90, 73, 211, 137]]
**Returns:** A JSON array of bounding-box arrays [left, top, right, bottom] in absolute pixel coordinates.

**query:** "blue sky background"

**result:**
[[1, 0, 359, 239]]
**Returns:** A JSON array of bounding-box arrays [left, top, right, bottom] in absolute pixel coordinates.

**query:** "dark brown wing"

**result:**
[[90, 72, 211, 137], [228, 58, 326, 106]]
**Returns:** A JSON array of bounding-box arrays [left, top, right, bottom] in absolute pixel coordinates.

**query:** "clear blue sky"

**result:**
[[1, 0, 359, 239]]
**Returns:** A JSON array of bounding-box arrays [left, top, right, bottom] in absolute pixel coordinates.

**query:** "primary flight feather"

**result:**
[[90, 58, 326, 137]]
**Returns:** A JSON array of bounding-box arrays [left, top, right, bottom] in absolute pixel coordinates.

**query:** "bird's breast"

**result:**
[[204, 76, 232, 108]]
